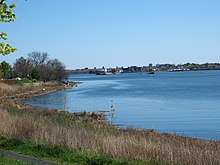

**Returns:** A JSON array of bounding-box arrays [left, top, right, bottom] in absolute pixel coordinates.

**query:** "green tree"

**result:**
[[13, 57, 32, 78], [0, 61, 10, 78], [30, 68, 40, 80], [0, 0, 16, 55], [0, 69, 3, 79]]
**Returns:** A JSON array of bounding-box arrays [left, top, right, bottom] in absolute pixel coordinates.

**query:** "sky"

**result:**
[[1, 0, 220, 69]]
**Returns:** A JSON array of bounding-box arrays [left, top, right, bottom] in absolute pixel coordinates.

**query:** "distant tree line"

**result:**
[[0, 51, 67, 82]]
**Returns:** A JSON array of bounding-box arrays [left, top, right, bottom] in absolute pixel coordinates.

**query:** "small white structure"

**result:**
[[15, 77, 22, 80]]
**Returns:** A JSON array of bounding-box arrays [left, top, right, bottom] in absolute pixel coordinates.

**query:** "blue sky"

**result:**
[[1, 0, 220, 69]]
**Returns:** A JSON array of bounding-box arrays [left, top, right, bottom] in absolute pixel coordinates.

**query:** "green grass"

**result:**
[[0, 153, 32, 165], [0, 137, 158, 165], [16, 79, 41, 84]]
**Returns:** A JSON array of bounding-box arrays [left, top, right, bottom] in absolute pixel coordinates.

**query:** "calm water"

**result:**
[[25, 70, 220, 140]]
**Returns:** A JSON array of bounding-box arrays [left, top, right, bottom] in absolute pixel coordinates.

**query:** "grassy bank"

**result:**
[[0, 81, 220, 164], [0, 137, 155, 165]]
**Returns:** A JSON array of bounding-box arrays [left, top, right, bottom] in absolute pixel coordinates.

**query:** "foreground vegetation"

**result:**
[[0, 81, 220, 164], [0, 153, 30, 165], [0, 137, 154, 165]]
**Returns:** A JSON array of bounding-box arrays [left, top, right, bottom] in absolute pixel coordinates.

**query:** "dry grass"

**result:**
[[0, 108, 220, 165], [0, 82, 22, 96], [0, 82, 40, 97], [0, 81, 63, 99]]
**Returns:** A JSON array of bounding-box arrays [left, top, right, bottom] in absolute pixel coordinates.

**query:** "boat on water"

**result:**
[[148, 71, 155, 74], [96, 72, 113, 75], [96, 68, 113, 75]]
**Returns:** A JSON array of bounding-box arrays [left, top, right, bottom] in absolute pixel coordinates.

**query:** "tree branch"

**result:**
[[0, 0, 5, 5]]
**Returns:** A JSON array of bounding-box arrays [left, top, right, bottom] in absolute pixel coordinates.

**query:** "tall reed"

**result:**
[[0, 109, 220, 165]]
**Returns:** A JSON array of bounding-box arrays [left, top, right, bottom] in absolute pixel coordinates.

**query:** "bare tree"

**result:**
[[27, 51, 49, 81], [47, 59, 66, 81], [28, 51, 48, 67], [12, 52, 66, 82]]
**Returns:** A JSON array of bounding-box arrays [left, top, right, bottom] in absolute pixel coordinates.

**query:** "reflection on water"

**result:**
[[25, 70, 220, 140]]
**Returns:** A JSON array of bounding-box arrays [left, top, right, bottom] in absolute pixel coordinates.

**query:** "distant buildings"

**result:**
[[67, 63, 220, 74], [96, 68, 113, 75]]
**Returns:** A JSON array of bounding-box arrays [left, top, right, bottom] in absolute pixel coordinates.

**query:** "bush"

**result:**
[[31, 79, 37, 83]]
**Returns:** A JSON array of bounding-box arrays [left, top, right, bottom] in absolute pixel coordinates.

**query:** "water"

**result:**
[[25, 70, 220, 140]]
